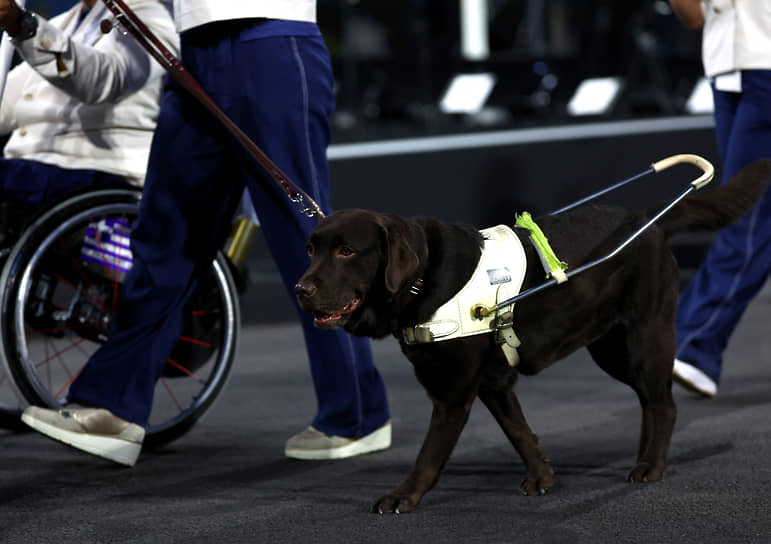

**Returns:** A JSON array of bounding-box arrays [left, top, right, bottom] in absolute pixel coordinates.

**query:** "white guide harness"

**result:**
[[401, 225, 527, 366]]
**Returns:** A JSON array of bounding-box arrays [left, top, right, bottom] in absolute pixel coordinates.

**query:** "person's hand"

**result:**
[[0, 0, 23, 37]]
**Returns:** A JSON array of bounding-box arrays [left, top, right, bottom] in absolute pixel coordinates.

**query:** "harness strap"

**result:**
[[492, 309, 521, 366], [400, 224, 526, 367]]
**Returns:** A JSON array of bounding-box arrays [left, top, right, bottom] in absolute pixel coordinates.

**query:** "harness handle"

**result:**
[[548, 153, 714, 216], [473, 154, 716, 318], [651, 153, 714, 189]]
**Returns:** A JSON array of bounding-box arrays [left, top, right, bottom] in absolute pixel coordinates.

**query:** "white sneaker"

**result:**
[[285, 421, 391, 460], [673, 359, 717, 398], [21, 405, 145, 466]]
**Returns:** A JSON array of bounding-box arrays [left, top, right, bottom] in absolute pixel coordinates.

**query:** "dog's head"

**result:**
[[295, 209, 426, 337]]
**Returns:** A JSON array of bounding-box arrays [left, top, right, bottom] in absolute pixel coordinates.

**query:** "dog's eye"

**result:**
[[306, 243, 314, 257], [337, 246, 355, 258]]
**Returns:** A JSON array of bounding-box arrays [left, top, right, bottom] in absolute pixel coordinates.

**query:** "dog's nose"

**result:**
[[294, 281, 317, 298]]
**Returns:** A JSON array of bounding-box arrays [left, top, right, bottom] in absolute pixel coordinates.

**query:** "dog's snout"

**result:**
[[294, 281, 317, 298]]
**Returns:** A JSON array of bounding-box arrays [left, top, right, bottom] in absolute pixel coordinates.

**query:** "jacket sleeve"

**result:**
[[0, 62, 27, 134], [12, 0, 179, 105]]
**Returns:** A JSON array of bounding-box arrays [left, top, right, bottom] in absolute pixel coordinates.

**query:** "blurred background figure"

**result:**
[[669, 0, 771, 397]]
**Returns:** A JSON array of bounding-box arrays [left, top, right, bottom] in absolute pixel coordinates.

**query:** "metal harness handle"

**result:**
[[473, 154, 715, 318]]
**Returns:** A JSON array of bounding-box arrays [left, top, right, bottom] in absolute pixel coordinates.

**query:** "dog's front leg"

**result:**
[[372, 400, 472, 514]]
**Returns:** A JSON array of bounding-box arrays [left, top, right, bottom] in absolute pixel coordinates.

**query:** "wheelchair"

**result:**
[[0, 186, 240, 447]]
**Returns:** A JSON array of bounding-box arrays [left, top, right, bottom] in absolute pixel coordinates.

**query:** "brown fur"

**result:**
[[295, 159, 771, 513]]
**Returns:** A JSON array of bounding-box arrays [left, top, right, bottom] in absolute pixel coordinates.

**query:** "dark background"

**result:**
[[26, 0, 705, 141], [23, 1, 718, 324]]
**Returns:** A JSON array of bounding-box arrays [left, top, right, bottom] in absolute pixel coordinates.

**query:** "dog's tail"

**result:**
[[651, 158, 771, 238]]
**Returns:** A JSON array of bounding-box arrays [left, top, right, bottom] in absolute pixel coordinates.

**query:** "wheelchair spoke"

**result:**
[[21, 335, 89, 402], [177, 335, 212, 349], [191, 308, 221, 316], [159, 378, 182, 410], [54, 364, 84, 399], [52, 273, 75, 288], [165, 357, 203, 382], [33, 338, 88, 369]]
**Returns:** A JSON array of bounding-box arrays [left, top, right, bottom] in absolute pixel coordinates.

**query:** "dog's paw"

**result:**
[[371, 493, 418, 514], [627, 462, 665, 483], [520, 472, 554, 496]]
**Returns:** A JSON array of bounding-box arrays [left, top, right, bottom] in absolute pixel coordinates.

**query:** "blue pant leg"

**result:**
[[69, 84, 244, 426], [676, 71, 771, 381], [676, 195, 771, 381], [228, 33, 389, 437], [0, 159, 128, 207]]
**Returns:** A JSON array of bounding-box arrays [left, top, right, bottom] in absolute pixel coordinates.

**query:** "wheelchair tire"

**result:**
[[0, 188, 240, 447]]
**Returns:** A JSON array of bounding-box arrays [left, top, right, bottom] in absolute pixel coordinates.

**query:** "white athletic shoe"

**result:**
[[285, 421, 391, 460], [673, 359, 718, 398], [21, 405, 145, 466]]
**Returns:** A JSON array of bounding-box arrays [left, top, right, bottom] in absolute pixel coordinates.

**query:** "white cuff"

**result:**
[[14, 15, 70, 78]]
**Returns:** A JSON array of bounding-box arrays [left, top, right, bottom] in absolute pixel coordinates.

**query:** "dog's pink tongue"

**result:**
[[314, 311, 342, 326], [313, 298, 359, 327]]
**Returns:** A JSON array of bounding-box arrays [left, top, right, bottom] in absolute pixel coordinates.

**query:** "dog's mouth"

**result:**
[[312, 296, 361, 328]]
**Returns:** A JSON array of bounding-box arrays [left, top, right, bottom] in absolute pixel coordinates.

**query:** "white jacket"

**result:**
[[174, 0, 316, 33], [701, 0, 771, 77], [0, 0, 179, 184]]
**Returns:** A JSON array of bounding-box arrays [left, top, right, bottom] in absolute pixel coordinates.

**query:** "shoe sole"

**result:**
[[673, 361, 717, 398], [285, 423, 391, 460], [21, 413, 141, 466]]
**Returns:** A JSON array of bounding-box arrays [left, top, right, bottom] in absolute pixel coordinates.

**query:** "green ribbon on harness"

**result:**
[[515, 212, 568, 282]]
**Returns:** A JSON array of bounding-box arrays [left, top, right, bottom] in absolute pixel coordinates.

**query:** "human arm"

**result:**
[[669, 0, 705, 30], [0, 0, 178, 105]]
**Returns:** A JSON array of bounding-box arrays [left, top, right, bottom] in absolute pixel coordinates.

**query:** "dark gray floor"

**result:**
[[2, 283, 770, 543]]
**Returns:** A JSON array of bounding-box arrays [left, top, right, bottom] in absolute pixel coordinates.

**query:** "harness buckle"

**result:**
[[492, 310, 521, 366], [402, 325, 433, 344]]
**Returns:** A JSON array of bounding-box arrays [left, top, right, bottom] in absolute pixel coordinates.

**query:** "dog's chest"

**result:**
[[402, 225, 527, 346]]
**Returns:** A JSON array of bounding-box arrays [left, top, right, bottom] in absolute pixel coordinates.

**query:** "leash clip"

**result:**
[[289, 194, 320, 218]]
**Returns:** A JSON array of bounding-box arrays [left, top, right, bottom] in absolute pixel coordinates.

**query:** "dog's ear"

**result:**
[[376, 214, 423, 294]]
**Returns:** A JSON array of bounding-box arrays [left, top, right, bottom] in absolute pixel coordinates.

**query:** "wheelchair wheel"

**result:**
[[0, 206, 35, 431], [0, 188, 240, 447], [0, 371, 26, 431]]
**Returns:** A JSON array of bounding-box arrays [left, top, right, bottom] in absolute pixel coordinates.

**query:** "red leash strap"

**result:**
[[100, 0, 325, 219]]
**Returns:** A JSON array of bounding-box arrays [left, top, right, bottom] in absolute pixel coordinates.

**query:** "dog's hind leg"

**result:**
[[587, 323, 677, 482], [478, 388, 555, 495]]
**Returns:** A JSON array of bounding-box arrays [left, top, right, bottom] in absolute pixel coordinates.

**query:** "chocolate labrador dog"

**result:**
[[295, 160, 770, 513]]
